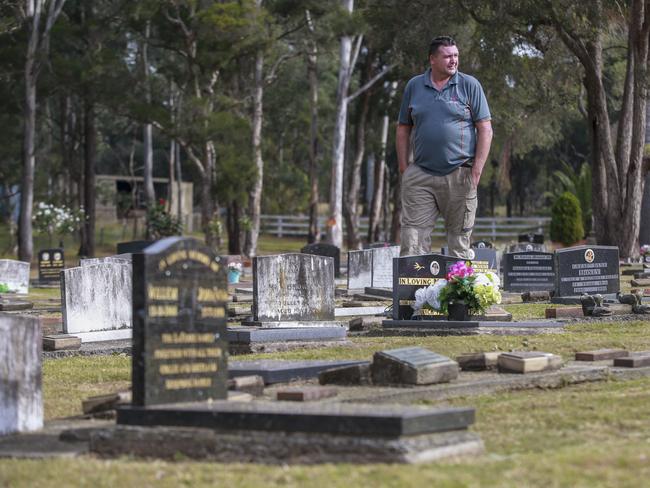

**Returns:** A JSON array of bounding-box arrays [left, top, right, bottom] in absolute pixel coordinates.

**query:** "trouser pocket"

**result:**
[[461, 194, 477, 233]]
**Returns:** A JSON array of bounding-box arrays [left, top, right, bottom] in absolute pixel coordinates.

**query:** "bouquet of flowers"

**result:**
[[413, 260, 501, 316], [641, 244, 650, 256], [228, 262, 243, 273]]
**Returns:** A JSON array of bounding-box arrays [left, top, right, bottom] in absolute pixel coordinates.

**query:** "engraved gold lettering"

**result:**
[[398, 277, 439, 285], [148, 285, 178, 301], [197, 287, 229, 302], [200, 306, 225, 318], [159, 362, 218, 375], [165, 377, 212, 390], [161, 332, 215, 344], [148, 304, 178, 317], [153, 347, 222, 360]]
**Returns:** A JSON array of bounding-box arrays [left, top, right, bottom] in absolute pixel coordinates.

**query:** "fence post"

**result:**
[[277, 216, 283, 238], [491, 219, 496, 242]]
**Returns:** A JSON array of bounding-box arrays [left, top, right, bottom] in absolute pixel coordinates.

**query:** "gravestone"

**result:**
[[116, 240, 153, 255], [371, 245, 401, 288], [248, 253, 338, 327], [347, 246, 400, 291], [0, 259, 30, 294], [441, 246, 498, 274], [61, 262, 132, 341], [37, 248, 64, 284], [471, 240, 492, 249], [371, 347, 459, 385], [391, 253, 458, 320], [347, 249, 373, 291], [80, 254, 131, 267], [554, 245, 619, 297], [518, 233, 544, 244], [508, 242, 546, 253], [132, 237, 228, 406], [503, 251, 555, 292], [229, 359, 369, 385], [643, 249, 650, 270], [0, 314, 42, 435], [301, 243, 341, 277]]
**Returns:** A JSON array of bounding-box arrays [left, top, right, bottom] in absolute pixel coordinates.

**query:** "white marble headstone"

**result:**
[[0, 313, 42, 435], [0, 259, 30, 294], [370, 246, 401, 288]]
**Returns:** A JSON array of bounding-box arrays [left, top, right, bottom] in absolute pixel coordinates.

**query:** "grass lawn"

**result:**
[[0, 320, 645, 487]]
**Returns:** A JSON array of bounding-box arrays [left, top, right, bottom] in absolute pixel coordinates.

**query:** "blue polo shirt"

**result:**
[[398, 69, 491, 176]]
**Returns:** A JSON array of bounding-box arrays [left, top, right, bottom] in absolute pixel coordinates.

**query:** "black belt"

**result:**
[[460, 161, 473, 168]]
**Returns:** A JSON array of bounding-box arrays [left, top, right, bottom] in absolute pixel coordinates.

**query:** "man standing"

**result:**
[[396, 36, 493, 257]]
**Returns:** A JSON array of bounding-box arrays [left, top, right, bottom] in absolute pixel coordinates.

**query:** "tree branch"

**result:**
[[346, 64, 393, 103]]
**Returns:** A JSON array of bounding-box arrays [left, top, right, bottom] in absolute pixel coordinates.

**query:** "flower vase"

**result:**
[[447, 301, 470, 321], [227, 269, 241, 284]]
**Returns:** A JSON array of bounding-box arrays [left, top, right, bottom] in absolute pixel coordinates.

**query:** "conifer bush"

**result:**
[[550, 192, 584, 246]]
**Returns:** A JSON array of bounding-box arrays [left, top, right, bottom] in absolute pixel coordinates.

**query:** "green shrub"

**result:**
[[550, 192, 584, 246]]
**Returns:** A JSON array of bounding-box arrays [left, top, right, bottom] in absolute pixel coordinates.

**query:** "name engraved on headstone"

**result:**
[[253, 253, 335, 322], [132, 237, 228, 406], [554, 245, 620, 296], [503, 251, 555, 292], [38, 249, 64, 283]]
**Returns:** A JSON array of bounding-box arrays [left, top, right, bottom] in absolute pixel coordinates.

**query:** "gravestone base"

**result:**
[[378, 320, 565, 337], [90, 424, 483, 464], [551, 294, 618, 305], [241, 320, 345, 328], [230, 340, 351, 355]]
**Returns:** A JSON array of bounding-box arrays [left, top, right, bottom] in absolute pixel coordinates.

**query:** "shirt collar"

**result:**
[[423, 68, 459, 89]]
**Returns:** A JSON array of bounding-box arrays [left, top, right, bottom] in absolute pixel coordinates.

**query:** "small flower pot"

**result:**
[[447, 301, 470, 321], [227, 269, 241, 284]]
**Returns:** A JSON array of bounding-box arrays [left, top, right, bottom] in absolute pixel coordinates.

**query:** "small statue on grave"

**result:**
[[632, 291, 650, 315], [580, 294, 612, 317]]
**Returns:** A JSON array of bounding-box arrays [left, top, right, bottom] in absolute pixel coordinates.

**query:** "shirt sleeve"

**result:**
[[397, 80, 414, 125], [468, 79, 491, 122]]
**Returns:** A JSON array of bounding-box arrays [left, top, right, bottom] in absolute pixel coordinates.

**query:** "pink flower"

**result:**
[[446, 261, 474, 281]]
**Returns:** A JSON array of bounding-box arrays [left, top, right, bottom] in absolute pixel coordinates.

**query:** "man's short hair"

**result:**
[[429, 36, 456, 56]]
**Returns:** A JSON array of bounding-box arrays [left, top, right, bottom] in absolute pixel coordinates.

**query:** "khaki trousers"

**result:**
[[400, 163, 477, 258]]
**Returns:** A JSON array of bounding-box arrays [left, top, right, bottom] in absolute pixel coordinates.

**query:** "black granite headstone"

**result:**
[[392, 253, 458, 320], [117, 240, 154, 255], [439, 247, 497, 274], [131, 237, 228, 406], [554, 245, 620, 297], [503, 251, 555, 292], [37, 248, 64, 283], [364, 242, 397, 249], [300, 243, 341, 278], [518, 233, 544, 244], [471, 240, 492, 249]]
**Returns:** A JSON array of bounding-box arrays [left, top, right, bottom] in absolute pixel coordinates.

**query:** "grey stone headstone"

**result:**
[[229, 359, 368, 384], [347, 249, 373, 291], [503, 251, 555, 292], [253, 253, 335, 322], [0, 313, 42, 435], [0, 259, 30, 294], [554, 245, 619, 297], [301, 243, 341, 278], [371, 347, 459, 385], [80, 254, 131, 267], [370, 246, 401, 288], [61, 262, 132, 336]]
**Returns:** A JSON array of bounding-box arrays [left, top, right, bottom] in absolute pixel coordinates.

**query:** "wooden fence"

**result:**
[[258, 214, 550, 241]]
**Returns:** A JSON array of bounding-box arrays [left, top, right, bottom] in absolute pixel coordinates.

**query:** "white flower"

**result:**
[[413, 287, 428, 311], [426, 279, 447, 310]]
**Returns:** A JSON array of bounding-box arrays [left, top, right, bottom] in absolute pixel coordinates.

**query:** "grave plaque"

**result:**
[[37, 248, 64, 283], [252, 253, 335, 322], [301, 243, 341, 277], [0, 259, 30, 294], [392, 253, 458, 320], [554, 245, 619, 297], [503, 251, 555, 292], [132, 237, 228, 406], [347, 249, 373, 291], [371, 347, 459, 385]]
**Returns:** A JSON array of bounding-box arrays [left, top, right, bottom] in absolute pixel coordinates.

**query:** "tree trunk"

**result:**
[[19, 63, 36, 263], [343, 79, 371, 250], [327, 0, 354, 248], [389, 171, 401, 244], [200, 142, 216, 247], [80, 98, 96, 257], [305, 9, 320, 244], [244, 40, 264, 257]]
